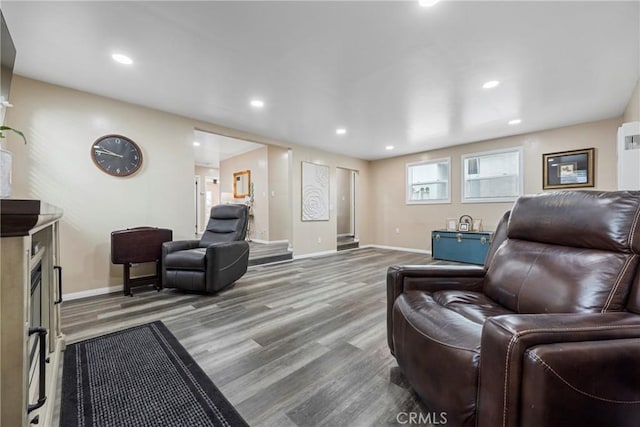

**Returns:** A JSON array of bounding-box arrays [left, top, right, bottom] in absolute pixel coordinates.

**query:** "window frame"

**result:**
[[405, 157, 451, 205], [461, 147, 524, 203]]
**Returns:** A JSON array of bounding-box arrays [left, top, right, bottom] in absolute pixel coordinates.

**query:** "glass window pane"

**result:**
[[462, 148, 522, 203], [406, 158, 450, 204]]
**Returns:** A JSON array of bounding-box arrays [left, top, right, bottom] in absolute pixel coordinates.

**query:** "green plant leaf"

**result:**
[[0, 125, 27, 143]]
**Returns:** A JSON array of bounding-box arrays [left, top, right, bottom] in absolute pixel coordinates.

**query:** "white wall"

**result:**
[[267, 145, 291, 242], [624, 78, 640, 123]]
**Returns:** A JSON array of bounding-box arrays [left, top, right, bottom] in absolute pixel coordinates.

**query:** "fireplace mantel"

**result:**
[[0, 199, 63, 237], [0, 200, 63, 427]]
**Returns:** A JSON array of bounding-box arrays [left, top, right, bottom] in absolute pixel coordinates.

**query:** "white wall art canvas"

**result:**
[[302, 161, 329, 221]]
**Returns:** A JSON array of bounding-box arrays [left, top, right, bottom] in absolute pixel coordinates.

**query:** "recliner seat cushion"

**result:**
[[393, 290, 513, 427], [164, 248, 206, 271]]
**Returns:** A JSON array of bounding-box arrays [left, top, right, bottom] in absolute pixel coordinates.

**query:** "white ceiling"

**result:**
[[193, 129, 264, 168], [3, 1, 639, 161]]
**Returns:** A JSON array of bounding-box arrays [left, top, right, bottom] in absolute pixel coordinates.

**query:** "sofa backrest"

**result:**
[[483, 191, 640, 314], [199, 204, 248, 247]]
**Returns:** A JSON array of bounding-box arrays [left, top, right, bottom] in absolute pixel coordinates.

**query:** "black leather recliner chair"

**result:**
[[162, 204, 250, 293]]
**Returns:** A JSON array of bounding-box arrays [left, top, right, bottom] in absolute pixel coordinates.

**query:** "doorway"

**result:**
[[336, 167, 358, 251], [201, 176, 219, 232], [192, 129, 293, 263]]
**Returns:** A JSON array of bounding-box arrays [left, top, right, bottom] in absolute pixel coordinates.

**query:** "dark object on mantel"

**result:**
[[0, 199, 63, 237], [111, 227, 173, 296]]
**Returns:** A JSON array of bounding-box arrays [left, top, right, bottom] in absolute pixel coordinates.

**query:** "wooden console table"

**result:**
[[111, 227, 172, 296]]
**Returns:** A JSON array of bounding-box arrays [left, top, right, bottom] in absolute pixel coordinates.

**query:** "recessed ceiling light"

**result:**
[[482, 80, 500, 89], [193, 141, 201, 146], [250, 99, 264, 108], [336, 128, 347, 135], [508, 119, 522, 125], [112, 53, 133, 65], [385, 145, 395, 150], [418, 0, 441, 7]]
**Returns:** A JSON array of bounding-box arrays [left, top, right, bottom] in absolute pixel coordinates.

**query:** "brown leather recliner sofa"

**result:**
[[387, 190, 640, 427]]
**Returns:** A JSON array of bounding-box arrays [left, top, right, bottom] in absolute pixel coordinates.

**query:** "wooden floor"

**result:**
[[60, 248, 436, 426]]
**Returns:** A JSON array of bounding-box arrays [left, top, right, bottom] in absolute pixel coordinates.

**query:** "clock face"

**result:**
[[91, 135, 143, 177]]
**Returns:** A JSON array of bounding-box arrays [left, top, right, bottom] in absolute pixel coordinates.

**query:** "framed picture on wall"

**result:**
[[301, 161, 330, 221], [542, 148, 595, 190]]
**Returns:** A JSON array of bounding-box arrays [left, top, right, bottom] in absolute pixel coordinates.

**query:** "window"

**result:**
[[462, 147, 523, 203], [406, 158, 451, 204]]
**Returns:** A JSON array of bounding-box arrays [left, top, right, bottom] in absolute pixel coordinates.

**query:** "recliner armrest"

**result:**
[[162, 240, 199, 254], [204, 241, 250, 292], [386, 264, 486, 355], [478, 312, 640, 427], [520, 338, 640, 427], [387, 264, 486, 294]]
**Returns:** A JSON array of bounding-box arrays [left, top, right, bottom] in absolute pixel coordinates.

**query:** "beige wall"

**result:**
[[6, 77, 197, 294], [219, 147, 269, 241], [624, 79, 640, 123], [7, 74, 626, 292], [5, 76, 373, 294], [370, 117, 622, 252], [267, 145, 291, 242], [291, 146, 371, 255]]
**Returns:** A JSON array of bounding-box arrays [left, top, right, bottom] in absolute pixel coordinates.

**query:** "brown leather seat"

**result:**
[[387, 190, 640, 427]]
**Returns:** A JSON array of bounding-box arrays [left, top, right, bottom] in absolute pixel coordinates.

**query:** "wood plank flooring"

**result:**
[[248, 241, 293, 265], [60, 248, 437, 426]]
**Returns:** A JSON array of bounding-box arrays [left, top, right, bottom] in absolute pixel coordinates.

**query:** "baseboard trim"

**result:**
[[293, 249, 338, 260], [362, 244, 431, 255], [250, 239, 289, 245], [64, 285, 121, 301]]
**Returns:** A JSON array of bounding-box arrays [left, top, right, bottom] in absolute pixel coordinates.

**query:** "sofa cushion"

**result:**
[[393, 290, 505, 427], [432, 290, 514, 323], [484, 240, 638, 313], [508, 191, 640, 253], [164, 248, 206, 271]]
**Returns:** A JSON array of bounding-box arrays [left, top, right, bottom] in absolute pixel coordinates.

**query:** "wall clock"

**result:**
[[91, 134, 143, 177]]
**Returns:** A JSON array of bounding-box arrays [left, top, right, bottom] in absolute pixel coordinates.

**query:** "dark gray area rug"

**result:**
[[61, 321, 248, 427]]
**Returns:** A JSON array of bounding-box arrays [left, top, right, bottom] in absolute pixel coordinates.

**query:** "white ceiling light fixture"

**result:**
[[385, 145, 395, 150], [250, 99, 264, 108], [482, 80, 500, 89], [418, 0, 441, 7], [111, 53, 133, 65], [193, 141, 201, 146], [508, 119, 522, 125], [336, 128, 347, 135]]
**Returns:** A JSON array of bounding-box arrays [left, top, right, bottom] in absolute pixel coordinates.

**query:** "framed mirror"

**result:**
[[233, 170, 251, 198]]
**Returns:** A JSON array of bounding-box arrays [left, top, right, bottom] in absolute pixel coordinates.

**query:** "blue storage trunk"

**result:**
[[431, 230, 493, 265]]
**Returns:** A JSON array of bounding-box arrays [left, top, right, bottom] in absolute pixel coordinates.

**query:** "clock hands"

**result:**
[[94, 148, 124, 158]]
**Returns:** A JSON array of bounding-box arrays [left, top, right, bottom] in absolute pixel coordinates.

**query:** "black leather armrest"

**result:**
[[162, 240, 199, 254], [386, 264, 486, 354], [204, 241, 250, 292], [478, 312, 640, 427]]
